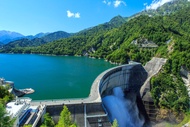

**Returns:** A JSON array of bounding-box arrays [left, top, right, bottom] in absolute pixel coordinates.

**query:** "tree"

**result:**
[[56, 105, 77, 127], [112, 119, 119, 127], [40, 113, 55, 127], [0, 103, 14, 127], [0, 85, 14, 105]]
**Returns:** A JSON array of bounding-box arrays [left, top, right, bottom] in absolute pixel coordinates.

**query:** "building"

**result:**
[[6, 97, 46, 127]]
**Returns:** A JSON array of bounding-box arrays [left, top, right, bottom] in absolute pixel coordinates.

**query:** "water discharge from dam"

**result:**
[[102, 87, 145, 127]]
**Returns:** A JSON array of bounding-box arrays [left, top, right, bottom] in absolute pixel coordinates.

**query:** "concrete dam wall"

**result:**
[[99, 63, 148, 97], [99, 63, 150, 127]]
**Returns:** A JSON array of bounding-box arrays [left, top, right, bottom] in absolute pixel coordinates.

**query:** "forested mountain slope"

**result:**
[[1, 31, 71, 51], [76, 15, 126, 36], [41, 31, 71, 42]]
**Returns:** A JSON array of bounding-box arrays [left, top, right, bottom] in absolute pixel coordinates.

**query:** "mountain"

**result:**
[[1, 31, 71, 50], [77, 15, 126, 36], [0, 15, 121, 50], [41, 31, 71, 42], [106, 15, 126, 28], [0, 30, 24, 44], [25, 32, 50, 40], [2, 38, 46, 51]]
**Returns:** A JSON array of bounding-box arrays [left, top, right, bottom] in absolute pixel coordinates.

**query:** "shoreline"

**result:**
[[0, 52, 121, 65]]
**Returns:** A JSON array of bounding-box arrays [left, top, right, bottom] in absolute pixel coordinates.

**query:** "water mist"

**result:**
[[102, 87, 146, 127]]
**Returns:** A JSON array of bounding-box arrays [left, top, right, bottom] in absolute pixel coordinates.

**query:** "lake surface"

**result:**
[[0, 54, 115, 100]]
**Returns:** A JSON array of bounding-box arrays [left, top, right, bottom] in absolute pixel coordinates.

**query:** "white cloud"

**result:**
[[102, 0, 126, 7], [146, 0, 174, 10], [102, 0, 112, 6], [67, 10, 74, 18], [67, 10, 80, 18], [75, 12, 80, 18], [113, 0, 126, 8]]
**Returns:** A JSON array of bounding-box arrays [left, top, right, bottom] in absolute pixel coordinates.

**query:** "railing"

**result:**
[[32, 105, 46, 127], [31, 97, 87, 103]]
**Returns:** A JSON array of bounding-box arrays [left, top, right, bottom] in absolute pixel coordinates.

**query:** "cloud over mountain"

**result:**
[[146, 0, 174, 10]]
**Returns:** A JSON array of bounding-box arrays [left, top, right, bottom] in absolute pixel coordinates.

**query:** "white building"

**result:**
[[6, 97, 46, 127]]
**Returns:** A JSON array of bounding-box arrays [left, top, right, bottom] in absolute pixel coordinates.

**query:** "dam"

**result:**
[[29, 57, 166, 127]]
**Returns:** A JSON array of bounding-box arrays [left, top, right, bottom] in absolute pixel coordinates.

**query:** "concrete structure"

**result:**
[[46, 103, 111, 127], [131, 38, 158, 48]]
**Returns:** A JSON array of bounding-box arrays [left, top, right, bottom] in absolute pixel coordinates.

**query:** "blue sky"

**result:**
[[0, 0, 173, 35]]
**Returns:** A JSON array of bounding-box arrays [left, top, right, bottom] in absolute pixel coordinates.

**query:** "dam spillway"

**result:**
[[102, 87, 146, 127]]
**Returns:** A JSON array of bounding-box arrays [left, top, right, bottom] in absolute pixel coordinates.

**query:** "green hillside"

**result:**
[[76, 15, 126, 37], [41, 31, 71, 42]]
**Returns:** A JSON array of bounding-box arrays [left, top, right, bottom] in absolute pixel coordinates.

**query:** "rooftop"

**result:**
[[6, 97, 32, 118], [6, 101, 26, 118]]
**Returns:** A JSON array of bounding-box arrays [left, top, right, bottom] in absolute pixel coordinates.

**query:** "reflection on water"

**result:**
[[102, 87, 145, 127]]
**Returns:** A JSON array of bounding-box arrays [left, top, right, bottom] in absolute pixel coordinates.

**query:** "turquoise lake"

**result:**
[[0, 54, 116, 100]]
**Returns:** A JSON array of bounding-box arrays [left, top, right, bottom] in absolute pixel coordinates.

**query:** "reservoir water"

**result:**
[[0, 54, 115, 100]]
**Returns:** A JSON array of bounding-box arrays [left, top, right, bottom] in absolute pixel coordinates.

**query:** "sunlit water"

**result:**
[[0, 54, 115, 100]]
